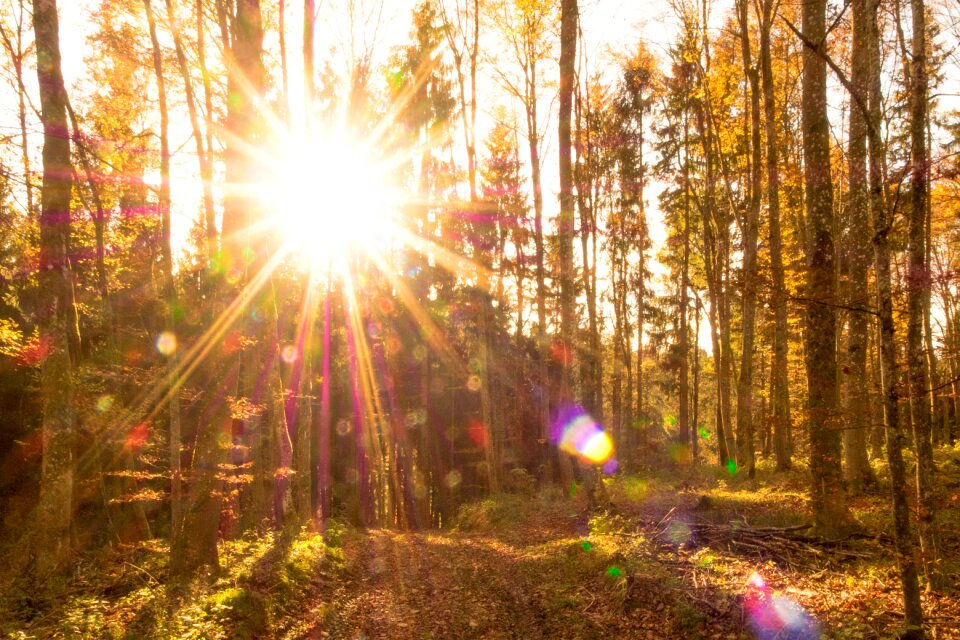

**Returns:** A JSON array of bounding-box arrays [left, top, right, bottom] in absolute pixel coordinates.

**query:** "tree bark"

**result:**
[[558, 0, 577, 402], [32, 0, 77, 575], [843, 0, 877, 493], [144, 0, 183, 540], [800, 0, 852, 534], [868, 14, 926, 627], [906, 0, 942, 590], [760, 0, 792, 472], [736, 0, 761, 478]]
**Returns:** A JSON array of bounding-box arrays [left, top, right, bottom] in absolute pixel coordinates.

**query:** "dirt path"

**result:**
[[286, 501, 736, 640]]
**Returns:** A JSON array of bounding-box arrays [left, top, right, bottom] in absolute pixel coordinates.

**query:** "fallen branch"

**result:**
[[643, 514, 875, 565]]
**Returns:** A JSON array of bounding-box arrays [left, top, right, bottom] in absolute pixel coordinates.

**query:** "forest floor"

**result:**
[[2, 446, 960, 639]]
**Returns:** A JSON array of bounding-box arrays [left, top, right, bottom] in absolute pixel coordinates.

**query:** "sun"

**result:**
[[264, 129, 398, 271]]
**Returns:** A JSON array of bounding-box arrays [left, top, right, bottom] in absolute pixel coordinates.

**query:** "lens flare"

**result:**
[[281, 344, 298, 363], [555, 407, 614, 465], [748, 571, 766, 589], [744, 571, 819, 639], [155, 331, 177, 356], [444, 469, 462, 489]]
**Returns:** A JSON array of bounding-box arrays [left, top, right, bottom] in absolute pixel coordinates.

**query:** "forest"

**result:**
[[0, 0, 959, 637]]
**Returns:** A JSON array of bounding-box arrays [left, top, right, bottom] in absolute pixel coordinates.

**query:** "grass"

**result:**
[[0, 526, 345, 639]]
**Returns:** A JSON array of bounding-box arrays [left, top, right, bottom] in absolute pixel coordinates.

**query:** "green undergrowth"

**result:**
[[453, 493, 528, 531], [1, 524, 346, 639], [450, 485, 727, 637]]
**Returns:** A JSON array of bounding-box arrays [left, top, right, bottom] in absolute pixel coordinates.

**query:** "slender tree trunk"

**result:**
[[318, 281, 332, 524], [524, 63, 550, 478], [635, 102, 646, 468], [696, 9, 732, 468], [32, 0, 76, 575], [844, 0, 877, 493], [906, 0, 942, 589], [144, 0, 183, 540], [165, 0, 215, 261], [760, 0, 792, 472], [679, 111, 690, 450], [692, 294, 701, 461], [558, 0, 577, 403], [575, 79, 600, 417], [0, 10, 34, 217], [736, 0, 761, 478], [197, 0, 218, 264]]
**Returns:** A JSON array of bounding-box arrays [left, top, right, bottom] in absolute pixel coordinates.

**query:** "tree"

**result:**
[[758, 0, 791, 471], [143, 0, 182, 538], [906, 0, 943, 589], [171, 0, 267, 579], [843, 0, 877, 493], [439, 0, 480, 202], [486, 0, 556, 475], [31, 0, 78, 574], [0, 0, 34, 218], [734, 0, 761, 479], [558, 0, 577, 404], [799, 0, 852, 534]]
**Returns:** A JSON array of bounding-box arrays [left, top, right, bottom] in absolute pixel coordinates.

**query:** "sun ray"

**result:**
[[366, 251, 465, 376], [74, 245, 293, 481]]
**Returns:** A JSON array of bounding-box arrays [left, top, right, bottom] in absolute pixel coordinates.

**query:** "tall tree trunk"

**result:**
[[524, 62, 549, 478], [575, 79, 600, 418], [558, 0, 577, 402], [696, 2, 733, 468], [197, 0, 218, 264], [906, 0, 942, 589], [635, 105, 646, 465], [692, 294, 701, 461], [164, 0, 215, 264], [866, 0, 924, 621], [172, 0, 265, 579], [31, 0, 77, 575], [736, 0, 761, 478], [844, 0, 877, 493], [144, 0, 183, 540], [760, 0, 792, 472], [678, 110, 691, 450], [800, 0, 852, 534]]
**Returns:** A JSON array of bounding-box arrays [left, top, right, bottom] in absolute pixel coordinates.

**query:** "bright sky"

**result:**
[[52, 0, 682, 257]]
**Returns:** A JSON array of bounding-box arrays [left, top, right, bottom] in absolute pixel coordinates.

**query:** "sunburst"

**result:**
[[263, 127, 400, 273]]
